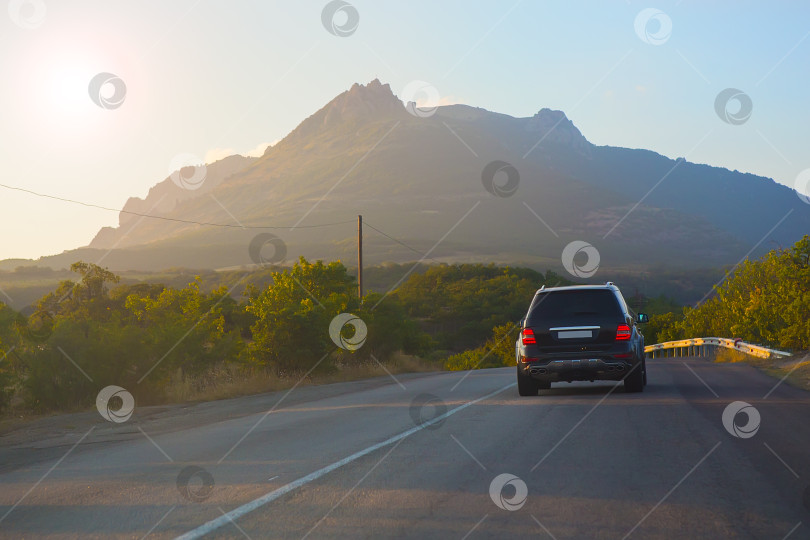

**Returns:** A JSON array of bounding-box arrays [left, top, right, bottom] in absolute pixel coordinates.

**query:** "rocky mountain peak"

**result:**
[[525, 108, 590, 153], [321, 79, 403, 124], [285, 79, 404, 140]]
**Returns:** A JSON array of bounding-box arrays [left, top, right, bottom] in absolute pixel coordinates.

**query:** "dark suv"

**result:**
[[516, 282, 648, 395]]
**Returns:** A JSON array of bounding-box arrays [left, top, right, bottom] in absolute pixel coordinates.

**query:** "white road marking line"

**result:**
[[302, 437, 406, 539], [174, 382, 516, 540], [217, 507, 253, 540]]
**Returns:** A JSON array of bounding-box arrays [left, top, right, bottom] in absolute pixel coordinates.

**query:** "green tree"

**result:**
[[19, 269, 242, 410], [653, 236, 810, 350], [0, 302, 20, 412], [124, 279, 242, 384], [444, 322, 518, 371], [246, 258, 358, 374], [70, 262, 120, 301], [396, 264, 569, 351]]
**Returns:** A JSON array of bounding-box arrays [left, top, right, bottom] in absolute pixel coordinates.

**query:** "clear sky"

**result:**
[[1, 1, 808, 261]]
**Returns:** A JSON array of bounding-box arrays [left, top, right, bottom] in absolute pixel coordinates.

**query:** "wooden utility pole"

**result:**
[[357, 215, 363, 301]]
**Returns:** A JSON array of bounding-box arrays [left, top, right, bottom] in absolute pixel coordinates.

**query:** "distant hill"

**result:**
[[8, 79, 809, 274]]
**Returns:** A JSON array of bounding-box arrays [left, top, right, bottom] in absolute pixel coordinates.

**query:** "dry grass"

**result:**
[[712, 348, 751, 364], [162, 352, 440, 405], [712, 347, 810, 392], [0, 353, 441, 424]]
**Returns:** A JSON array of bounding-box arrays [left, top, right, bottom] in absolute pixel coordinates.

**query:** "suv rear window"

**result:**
[[527, 289, 623, 322]]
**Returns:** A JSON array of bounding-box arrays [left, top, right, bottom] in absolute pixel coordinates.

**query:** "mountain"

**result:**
[[90, 154, 257, 249], [16, 79, 810, 274]]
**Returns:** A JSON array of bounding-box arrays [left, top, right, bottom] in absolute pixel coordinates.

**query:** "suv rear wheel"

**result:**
[[623, 362, 644, 393], [517, 368, 551, 396], [517, 369, 539, 396]]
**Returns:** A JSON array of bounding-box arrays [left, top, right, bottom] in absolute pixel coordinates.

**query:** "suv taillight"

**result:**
[[616, 324, 631, 341], [521, 328, 536, 345]]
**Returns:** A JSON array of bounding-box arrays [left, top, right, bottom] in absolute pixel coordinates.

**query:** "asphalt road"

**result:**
[[1, 357, 809, 539]]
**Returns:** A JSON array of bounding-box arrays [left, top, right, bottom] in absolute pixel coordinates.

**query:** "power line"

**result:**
[[0, 182, 355, 230], [362, 220, 441, 263], [2, 182, 446, 260]]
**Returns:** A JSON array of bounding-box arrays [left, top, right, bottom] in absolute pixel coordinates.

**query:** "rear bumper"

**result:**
[[517, 338, 643, 382], [518, 357, 636, 382]]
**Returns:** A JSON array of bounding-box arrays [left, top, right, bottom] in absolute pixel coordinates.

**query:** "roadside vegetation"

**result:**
[[439, 236, 810, 384], [647, 235, 810, 389], [2, 235, 806, 417], [650, 235, 810, 350], [713, 347, 810, 392], [0, 260, 570, 416]]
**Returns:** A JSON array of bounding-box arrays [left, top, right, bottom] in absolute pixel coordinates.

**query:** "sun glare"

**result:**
[[14, 32, 133, 141]]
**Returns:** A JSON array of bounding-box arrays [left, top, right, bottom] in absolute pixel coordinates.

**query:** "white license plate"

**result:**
[[557, 330, 592, 339]]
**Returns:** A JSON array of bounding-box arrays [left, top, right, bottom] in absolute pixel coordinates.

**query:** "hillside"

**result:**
[[9, 79, 809, 274]]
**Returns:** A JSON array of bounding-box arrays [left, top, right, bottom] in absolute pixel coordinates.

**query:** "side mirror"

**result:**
[[637, 313, 649, 324]]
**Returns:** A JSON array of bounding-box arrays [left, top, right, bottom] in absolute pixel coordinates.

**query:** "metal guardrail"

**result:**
[[645, 337, 792, 360]]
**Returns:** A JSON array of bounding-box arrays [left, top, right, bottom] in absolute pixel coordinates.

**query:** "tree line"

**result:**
[[6, 235, 802, 416], [647, 235, 810, 351], [0, 260, 569, 413]]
